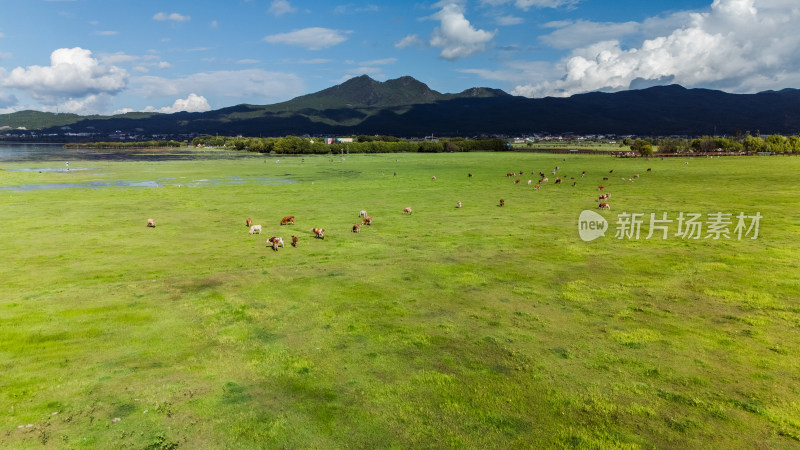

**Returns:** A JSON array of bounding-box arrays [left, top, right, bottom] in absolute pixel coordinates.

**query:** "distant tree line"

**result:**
[[624, 132, 800, 156], [190, 135, 508, 154], [64, 140, 185, 149]]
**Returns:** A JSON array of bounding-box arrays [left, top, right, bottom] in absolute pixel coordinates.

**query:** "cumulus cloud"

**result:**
[[132, 69, 305, 104], [264, 27, 350, 50], [269, 0, 296, 16], [512, 0, 800, 97], [145, 93, 211, 113], [430, 2, 496, 60], [0, 47, 128, 104], [153, 12, 190, 22]]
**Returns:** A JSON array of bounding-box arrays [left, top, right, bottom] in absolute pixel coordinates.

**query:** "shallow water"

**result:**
[[0, 142, 264, 162], [0, 176, 294, 192]]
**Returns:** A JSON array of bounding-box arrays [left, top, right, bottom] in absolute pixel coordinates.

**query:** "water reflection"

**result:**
[[0, 177, 293, 192]]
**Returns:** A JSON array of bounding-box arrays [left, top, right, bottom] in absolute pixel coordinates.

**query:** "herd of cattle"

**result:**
[[144, 163, 652, 250], [503, 164, 653, 212]]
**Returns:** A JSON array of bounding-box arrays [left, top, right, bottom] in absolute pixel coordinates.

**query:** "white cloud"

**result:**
[[59, 94, 113, 115], [540, 20, 639, 50], [514, 0, 578, 10], [0, 32, 5, 38], [153, 12, 190, 22], [1, 47, 128, 104], [144, 93, 211, 113], [513, 0, 800, 97], [395, 34, 424, 49], [264, 27, 350, 50], [132, 69, 305, 104], [297, 58, 331, 64], [210, 20, 218, 28], [360, 58, 397, 65], [269, 0, 296, 16], [96, 30, 118, 36], [236, 59, 260, 64], [480, 0, 578, 9], [496, 15, 524, 26], [429, 2, 496, 60]]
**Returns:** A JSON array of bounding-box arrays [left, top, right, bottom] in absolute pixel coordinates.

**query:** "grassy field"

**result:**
[[1, 151, 799, 448]]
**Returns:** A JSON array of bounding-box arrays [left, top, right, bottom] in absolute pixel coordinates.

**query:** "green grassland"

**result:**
[[1, 152, 799, 448]]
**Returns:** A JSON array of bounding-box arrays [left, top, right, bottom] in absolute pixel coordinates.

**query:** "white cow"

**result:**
[[249, 225, 262, 234]]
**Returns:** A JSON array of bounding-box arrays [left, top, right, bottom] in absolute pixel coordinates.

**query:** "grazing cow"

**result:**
[[280, 216, 295, 225], [598, 193, 610, 201], [527, 179, 532, 185], [555, 177, 562, 184], [514, 179, 521, 184], [352, 224, 361, 233], [572, 181, 577, 187], [598, 185, 605, 191], [457, 201, 462, 208], [249, 225, 262, 234], [468, 173, 473, 178], [146, 218, 156, 228], [268, 236, 284, 251], [359, 210, 367, 218], [246, 217, 252, 227], [581, 171, 586, 177], [598, 202, 610, 210], [312, 228, 325, 239], [647, 168, 652, 172], [432, 176, 437, 180], [541, 177, 549, 183], [609, 169, 614, 174], [539, 171, 545, 178], [634, 174, 640, 178], [534, 184, 541, 190], [362, 216, 373, 225], [291, 235, 298, 247], [603, 177, 609, 181], [499, 199, 505, 207], [402, 207, 413, 215]]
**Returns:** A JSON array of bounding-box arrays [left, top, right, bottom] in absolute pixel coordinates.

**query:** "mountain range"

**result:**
[[2, 75, 799, 138]]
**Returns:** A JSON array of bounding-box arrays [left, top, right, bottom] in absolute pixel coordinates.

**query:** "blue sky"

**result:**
[[0, 0, 798, 115]]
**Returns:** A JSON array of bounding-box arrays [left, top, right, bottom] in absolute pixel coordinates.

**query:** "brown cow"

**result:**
[[312, 228, 325, 239], [555, 177, 562, 184], [146, 218, 156, 228], [268, 236, 284, 251], [280, 216, 295, 225], [352, 224, 361, 233], [362, 216, 373, 225], [291, 235, 298, 247], [598, 185, 605, 190], [246, 217, 252, 227], [598, 193, 610, 201], [598, 202, 610, 210], [402, 207, 413, 215], [499, 199, 505, 207], [647, 168, 652, 172], [534, 184, 541, 190], [514, 178, 521, 184], [603, 177, 609, 181], [468, 173, 473, 178]]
